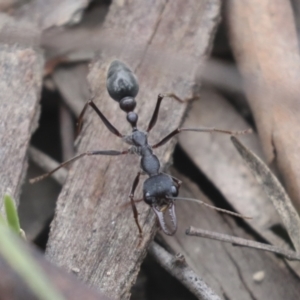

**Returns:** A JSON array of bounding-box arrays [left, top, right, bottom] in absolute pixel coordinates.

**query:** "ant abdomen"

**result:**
[[106, 60, 139, 102]]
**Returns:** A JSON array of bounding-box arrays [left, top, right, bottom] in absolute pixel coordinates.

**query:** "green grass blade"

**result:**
[[0, 213, 6, 224], [0, 221, 66, 300], [4, 194, 21, 235]]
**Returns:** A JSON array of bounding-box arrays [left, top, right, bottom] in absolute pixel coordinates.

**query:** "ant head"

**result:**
[[143, 175, 178, 206], [144, 186, 178, 205]]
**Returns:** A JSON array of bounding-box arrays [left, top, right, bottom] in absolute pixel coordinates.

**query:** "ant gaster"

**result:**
[[31, 60, 250, 238]]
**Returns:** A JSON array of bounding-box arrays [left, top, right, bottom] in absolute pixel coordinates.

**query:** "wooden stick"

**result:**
[[186, 227, 300, 261], [149, 242, 222, 300]]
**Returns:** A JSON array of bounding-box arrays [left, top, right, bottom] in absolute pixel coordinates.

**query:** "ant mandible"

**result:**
[[31, 60, 250, 239]]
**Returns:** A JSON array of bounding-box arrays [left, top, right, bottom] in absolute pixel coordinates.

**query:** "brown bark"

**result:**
[[11, 0, 92, 30], [226, 0, 300, 212], [0, 15, 43, 206]]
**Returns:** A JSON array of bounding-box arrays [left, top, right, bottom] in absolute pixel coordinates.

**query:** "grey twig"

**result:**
[[148, 242, 222, 300], [186, 227, 300, 261], [28, 146, 67, 185]]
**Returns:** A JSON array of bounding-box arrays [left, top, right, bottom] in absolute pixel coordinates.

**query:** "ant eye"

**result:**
[[144, 192, 153, 205], [171, 186, 178, 197]]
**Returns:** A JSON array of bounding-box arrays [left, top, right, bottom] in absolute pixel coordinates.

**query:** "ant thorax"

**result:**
[[124, 130, 161, 176], [123, 130, 148, 154]]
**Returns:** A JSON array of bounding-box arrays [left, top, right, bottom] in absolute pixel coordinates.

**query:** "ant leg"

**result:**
[[119, 198, 143, 210], [170, 175, 182, 189], [163, 93, 197, 103], [30, 149, 128, 183], [77, 97, 123, 138], [129, 172, 143, 240], [161, 172, 182, 189], [152, 127, 252, 149], [146, 94, 164, 132], [147, 93, 196, 133]]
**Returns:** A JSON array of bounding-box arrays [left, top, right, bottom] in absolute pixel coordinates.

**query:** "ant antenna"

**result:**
[[172, 196, 251, 220]]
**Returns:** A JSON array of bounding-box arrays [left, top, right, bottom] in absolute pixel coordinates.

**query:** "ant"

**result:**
[[31, 60, 250, 239]]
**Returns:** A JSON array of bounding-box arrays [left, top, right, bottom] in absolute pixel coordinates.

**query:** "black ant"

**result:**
[[31, 60, 250, 239]]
